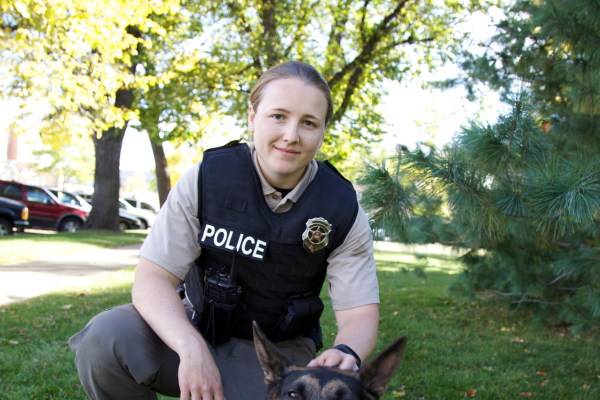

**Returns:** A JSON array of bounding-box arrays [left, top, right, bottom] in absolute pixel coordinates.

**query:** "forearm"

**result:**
[[334, 304, 379, 362], [132, 257, 207, 357]]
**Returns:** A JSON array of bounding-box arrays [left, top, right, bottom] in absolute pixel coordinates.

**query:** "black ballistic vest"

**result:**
[[186, 141, 358, 340]]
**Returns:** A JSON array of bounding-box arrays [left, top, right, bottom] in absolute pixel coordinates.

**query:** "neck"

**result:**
[[256, 159, 306, 189]]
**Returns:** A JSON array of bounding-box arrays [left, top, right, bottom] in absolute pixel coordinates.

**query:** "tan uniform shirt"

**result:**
[[140, 146, 379, 311]]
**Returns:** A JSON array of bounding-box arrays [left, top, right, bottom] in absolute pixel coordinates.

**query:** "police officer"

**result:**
[[70, 61, 380, 400]]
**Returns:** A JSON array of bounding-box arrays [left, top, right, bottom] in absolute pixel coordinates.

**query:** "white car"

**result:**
[[122, 197, 159, 214], [119, 198, 155, 229]]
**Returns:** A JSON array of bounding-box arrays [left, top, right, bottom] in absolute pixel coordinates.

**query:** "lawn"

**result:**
[[0, 246, 598, 399], [0, 230, 148, 265]]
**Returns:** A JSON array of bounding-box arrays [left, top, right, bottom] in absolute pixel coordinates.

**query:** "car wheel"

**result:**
[[119, 222, 129, 232], [0, 218, 13, 236], [60, 217, 82, 232], [139, 220, 148, 230]]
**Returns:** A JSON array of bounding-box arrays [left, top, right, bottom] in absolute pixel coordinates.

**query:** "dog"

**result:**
[[253, 322, 407, 400]]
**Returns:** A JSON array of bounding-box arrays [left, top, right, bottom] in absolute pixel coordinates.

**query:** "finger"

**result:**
[[180, 388, 190, 400], [322, 354, 343, 367], [338, 355, 358, 371], [213, 386, 226, 400], [307, 358, 321, 367]]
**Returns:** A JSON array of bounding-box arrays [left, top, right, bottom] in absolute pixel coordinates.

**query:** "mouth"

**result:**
[[274, 147, 300, 155]]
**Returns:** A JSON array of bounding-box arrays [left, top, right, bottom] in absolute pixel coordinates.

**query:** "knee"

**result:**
[[70, 304, 149, 369]]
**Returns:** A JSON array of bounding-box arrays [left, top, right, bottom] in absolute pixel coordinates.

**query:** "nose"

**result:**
[[282, 121, 300, 143]]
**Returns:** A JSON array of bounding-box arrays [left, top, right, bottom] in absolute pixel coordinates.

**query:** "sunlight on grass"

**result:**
[[0, 231, 148, 265], [1, 248, 599, 399]]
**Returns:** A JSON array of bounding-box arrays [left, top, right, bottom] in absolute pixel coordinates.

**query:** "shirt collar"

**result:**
[[250, 144, 318, 204]]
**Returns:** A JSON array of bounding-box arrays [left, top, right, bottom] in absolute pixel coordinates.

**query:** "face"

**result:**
[[248, 78, 328, 189]]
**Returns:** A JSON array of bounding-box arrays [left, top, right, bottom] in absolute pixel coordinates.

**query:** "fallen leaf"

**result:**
[[444, 299, 450, 304], [394, 311, 400, 316], [457, 341, 465, 345], [466, 389, 477, 397], [519, 392, 532, 397], [61, 304, 72, 310], [392, 386, 406, 397], [8, 340, 19, 345], [583, 384, 590, 390], [0, 309, 5, 313], [540, 380, 549, 386], [524, 350, 532, 354], [512, 337, 525, 343], [409, 295, 418, 299], [536, 371, 547, 377], [61, 343, 69, 347]]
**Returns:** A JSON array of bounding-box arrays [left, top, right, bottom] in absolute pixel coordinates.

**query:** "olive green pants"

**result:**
[[69, 303, 316, 400]]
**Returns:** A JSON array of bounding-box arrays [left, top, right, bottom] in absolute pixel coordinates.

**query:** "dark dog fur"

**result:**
[[253, 322, 407, 400]]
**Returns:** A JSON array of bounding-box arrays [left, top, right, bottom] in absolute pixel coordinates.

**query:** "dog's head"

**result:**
[[253, 322, 407, 400]]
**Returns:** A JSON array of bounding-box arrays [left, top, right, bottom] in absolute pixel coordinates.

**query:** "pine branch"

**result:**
[[502, 101, 520, 181], [546, 237, 594, 248]]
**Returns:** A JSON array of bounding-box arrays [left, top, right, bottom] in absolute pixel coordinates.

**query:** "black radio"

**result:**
[[199, 252, 242, 347], [204, 267, 242, 306]]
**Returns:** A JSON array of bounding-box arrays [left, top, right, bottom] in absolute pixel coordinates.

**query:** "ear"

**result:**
[[253, 321, 294, 385], [359, 335, 407, 398], [248, 104, 256, 134]]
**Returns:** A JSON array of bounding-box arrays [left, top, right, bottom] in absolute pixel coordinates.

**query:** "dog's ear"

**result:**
[[359, 335, 407, 398], [253, 321, 294, 385]]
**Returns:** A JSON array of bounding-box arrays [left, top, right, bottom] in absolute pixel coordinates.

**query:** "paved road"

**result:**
[[0, 244, 142, 306]]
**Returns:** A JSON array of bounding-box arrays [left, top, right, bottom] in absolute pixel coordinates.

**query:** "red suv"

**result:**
[[0, 180, 88, 232]]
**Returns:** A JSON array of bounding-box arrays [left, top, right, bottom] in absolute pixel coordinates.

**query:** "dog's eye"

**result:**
[[287, 392, 300, 399]]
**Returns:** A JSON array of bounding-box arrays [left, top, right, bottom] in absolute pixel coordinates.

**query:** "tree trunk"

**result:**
[[84, 88, 132, 231], [150, 137, 171, 207]]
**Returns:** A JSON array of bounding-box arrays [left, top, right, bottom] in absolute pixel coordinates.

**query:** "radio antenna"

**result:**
[[229, 250, 238, 286]]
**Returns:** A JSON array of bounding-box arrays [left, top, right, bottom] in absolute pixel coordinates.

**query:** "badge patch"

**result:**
[[302, 217, 332, 253]]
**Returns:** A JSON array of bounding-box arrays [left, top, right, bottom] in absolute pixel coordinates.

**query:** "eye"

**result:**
[[287, 392, 300, 399], [303, 120, 315, 127], [273, 114, 284, 120]]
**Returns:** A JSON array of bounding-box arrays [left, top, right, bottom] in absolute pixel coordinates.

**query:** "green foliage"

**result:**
[[138, 0, 486, 174], [0, 0, 180, 136], [32, 134, 95, 185], [445, 0, 600, 151], [362, 93, 600, 331], [362, 0, 600, 332]]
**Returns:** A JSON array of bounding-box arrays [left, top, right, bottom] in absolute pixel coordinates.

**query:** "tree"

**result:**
[[361, 0, 600, 331], [134, 0, 486, 204], [446, 0, 600, 151], [1, 0, 179, 229], [33, 133, 95, 186]]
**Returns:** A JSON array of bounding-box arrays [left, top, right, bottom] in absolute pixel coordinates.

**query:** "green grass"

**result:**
[[0, 248, 598, 399], [0, 230, 148, 265]]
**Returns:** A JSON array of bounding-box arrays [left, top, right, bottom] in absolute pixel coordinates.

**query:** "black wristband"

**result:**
[[333, 344, 361, 368]]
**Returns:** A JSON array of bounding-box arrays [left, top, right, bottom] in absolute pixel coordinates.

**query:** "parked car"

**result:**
[[122, 197, 159, 214], [0, 180, 88, 232], [46, 187, 92, 211], [118, 212, 142, 232], [119, 198, 155, 229], [46, 188, 142, 232], [0, 196, 29, 236]]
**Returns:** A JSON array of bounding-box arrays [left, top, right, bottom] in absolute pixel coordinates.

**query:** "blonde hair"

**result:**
[[250, 61, 334, 126]]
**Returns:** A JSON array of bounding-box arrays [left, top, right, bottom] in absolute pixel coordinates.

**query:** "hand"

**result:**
[[177, 339, 225, 400], [307, 348, 359, 371]]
